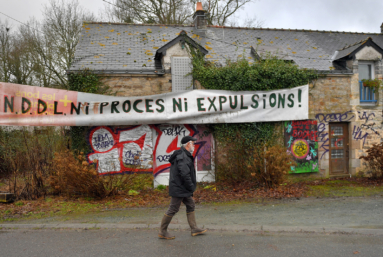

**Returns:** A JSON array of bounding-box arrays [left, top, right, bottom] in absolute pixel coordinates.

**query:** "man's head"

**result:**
[[181, 136, 197, 154]]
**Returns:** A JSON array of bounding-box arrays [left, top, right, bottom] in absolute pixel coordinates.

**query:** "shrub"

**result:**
[[0, 126, 153, 199], [251, 144, 296, 188], [48, 150, 107, 198], [359, 143, 383, 180], [213, 123, 284, 186], [48, 150, 152, 199], [0, 127, 68, 200], [156, 185, 166, 191]]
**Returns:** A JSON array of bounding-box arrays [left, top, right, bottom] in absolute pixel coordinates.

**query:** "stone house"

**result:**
[[68, 2, 383, 183]]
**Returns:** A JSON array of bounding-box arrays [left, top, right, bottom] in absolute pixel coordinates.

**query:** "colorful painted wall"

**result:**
[[284, 120, 319, 173], [152, 124, 213, 176], [87, 125, 153, 175], [86, 124, 214, 177]]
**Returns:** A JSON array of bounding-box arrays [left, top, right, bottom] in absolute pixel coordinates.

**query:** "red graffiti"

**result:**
[[153, 125, 198, 176], [155, 126, 212, 175], [166, 136, 179, 153], [292, 130, 318, 141], [334, 138, 342, 148], [292, 120, 318, 130], [87, 126, 153, 175]]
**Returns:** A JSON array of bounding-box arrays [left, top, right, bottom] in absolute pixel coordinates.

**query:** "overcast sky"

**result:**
[[1, 0, 382, 33]]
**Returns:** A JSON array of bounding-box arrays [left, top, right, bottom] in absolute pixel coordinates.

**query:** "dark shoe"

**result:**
[[187, 211, 207, 236], [158, 214, 175, 240]]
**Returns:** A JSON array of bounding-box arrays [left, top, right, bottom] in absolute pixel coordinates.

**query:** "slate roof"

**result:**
[[335, 37, 383, 60], [335, 37, 370, 60], [69, 22, 383, 74]]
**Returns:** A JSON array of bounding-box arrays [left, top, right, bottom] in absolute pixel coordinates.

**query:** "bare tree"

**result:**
[[7, 33, 35, 85], [25, 0, 95, 89], [0, 21, 36, 85], [0, 20, 12, 83], [102, 0, 261, 26], [200, 0, 255, 26], [102, 0, 194, 24], [19, 19, 56, 88]]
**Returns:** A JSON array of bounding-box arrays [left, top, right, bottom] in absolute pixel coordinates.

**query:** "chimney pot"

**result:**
[[196, 2, 203, 11], [381, 23, 383, 33]]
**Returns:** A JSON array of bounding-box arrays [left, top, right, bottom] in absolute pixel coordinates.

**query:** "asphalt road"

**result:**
[[0, 229, 382, 257], [9, 197, 383, 232]]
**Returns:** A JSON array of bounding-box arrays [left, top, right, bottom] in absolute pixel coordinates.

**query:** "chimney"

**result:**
[[193, 2, 208, 31], [381, 23, 383, 33]]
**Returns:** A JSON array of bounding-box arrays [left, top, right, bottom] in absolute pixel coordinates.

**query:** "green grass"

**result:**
[[325, 180, 357, 185], [286, 175, 323, 183], [307, 183, 383, 197], [45, 197, 53, 203], [0, 201, 105, 223]]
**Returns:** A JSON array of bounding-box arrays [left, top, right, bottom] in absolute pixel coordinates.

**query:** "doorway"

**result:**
[[329, 123, 349, 175]]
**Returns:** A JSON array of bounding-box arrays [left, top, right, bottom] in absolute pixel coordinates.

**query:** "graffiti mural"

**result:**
[[152, 124, 212, 176], [285, 120, 318, 173], [87, 125, 153, 174], [86, 124, 213, 176]]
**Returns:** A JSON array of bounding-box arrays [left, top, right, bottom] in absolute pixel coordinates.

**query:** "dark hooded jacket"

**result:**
[[168, 146, 196, 197]]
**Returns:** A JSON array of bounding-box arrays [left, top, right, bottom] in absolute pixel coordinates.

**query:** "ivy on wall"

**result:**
[[68, 69, 112, 153], [68, 69, 112, 95], [189, 47, 319, 183], [191, 55, 318, 91], [190, 52, 319, 143]]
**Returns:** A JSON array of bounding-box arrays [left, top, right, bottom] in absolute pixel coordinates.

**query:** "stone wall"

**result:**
[[309, 75, 352, 117], [101, 74, 172, 97], [309, 72, 383, 177]]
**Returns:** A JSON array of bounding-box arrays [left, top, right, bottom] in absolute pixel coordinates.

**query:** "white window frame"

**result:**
[[358, 61, 375, 80]]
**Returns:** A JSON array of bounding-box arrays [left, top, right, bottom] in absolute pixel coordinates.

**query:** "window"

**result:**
[[359, 62, 377, 103]]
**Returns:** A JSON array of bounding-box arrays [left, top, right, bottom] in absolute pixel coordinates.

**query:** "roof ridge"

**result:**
[[338, 37, 372, 51], [82, 21, 382, 34], [206, 25, 382, 35], [83, 21, 193, 27]]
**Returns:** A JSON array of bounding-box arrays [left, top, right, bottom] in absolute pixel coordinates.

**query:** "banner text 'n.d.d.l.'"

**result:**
[[0, 82, 308, 126]]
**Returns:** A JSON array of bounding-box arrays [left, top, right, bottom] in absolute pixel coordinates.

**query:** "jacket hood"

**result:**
[[168, 149, 183, 164], [169, 147, 192, 164]]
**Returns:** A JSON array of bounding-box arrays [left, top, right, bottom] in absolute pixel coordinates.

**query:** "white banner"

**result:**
[[0, 82, 308, 126]]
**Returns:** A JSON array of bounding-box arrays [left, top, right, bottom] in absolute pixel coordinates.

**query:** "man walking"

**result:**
[[158, 135, 207, 240]]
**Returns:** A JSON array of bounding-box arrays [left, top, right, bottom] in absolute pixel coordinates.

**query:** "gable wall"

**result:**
[[355, 46, 382, 61], [162, 43, 190, 70]]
